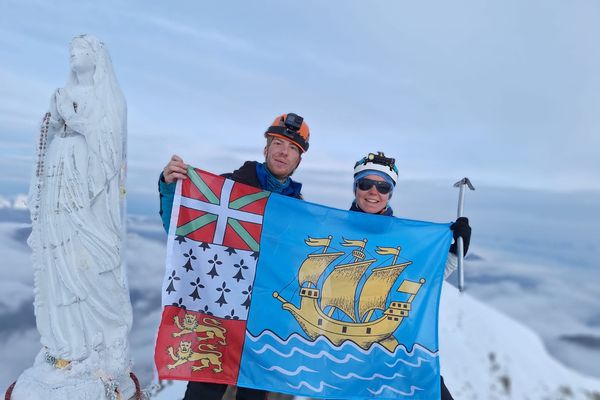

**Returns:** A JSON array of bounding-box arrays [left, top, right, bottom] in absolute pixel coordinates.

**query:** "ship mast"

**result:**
[[360, 246, 408, 322], [299, 236, 343, 288], [324, 238, 369, 319]]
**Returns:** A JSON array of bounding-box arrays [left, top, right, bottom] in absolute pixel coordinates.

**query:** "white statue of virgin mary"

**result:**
[[13, 35, 135, 399]]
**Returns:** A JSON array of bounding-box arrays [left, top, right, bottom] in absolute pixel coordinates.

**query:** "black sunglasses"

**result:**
[[357, 178, 392, 194]]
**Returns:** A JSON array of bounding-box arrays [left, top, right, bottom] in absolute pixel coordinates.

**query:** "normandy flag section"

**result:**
[[155, 166, 453, 400]]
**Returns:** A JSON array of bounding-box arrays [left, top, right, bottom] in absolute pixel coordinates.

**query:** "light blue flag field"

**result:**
[[155, 168, 452, 400]]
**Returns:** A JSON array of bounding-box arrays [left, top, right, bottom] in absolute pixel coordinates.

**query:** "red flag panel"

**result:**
[[176, 206, 217, 243], [155, 306, 247, 384], [229, 182, 269, 215], [181, 169, 225, 205], [222, 219, 263, 251]]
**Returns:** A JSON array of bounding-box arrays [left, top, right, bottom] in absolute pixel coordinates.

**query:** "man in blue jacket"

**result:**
[[158, 113, 309, 400]]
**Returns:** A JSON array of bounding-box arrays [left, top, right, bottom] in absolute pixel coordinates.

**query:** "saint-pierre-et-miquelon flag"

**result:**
[[155, 167, 452, 399]]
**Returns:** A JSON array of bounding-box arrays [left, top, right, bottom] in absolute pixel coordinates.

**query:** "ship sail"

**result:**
[[358, 262, 411, 321], [274, 236, 424, 352], [298, 252, 344, 287], [320, 260, 374, 321]]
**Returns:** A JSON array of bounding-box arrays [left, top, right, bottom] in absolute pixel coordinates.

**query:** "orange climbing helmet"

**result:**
[[265, 113, 310, 153]]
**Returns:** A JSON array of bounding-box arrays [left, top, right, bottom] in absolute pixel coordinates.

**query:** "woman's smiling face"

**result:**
[[355, 174, 391, 214]]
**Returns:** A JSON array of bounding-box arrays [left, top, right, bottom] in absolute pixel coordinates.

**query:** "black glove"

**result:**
[[449, 217, 471, 255]]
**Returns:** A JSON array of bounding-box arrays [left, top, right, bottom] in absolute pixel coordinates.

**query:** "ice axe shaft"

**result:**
[[453, 177, 475, 292]]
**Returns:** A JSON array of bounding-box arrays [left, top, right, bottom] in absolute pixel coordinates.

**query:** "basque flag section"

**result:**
[[155, 166, 453, 400], [176, 167, 269, 251], [156, 168, 269, 384]]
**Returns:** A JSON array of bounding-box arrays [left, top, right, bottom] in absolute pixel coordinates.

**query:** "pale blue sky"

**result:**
[[1, 0, 599, 201]]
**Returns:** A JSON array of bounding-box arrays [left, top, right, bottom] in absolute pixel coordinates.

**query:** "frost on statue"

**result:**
[[11, 35, 135, 400]]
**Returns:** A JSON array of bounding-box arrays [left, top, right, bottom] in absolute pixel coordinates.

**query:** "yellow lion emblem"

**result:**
[[167, 341, 223, 373], [173, 313, 227, 345]]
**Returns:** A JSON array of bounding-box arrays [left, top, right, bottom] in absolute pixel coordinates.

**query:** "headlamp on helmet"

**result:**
[[353, 152, 398, 185]]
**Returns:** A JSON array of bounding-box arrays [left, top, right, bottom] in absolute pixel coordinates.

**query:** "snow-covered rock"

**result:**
[[13, 195, 28, 210], [0, 194, 28, 209], [148, 380, 187, 400]]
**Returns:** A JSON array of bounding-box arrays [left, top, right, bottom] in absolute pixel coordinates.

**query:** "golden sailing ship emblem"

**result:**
[[273, 236, 425, 352]]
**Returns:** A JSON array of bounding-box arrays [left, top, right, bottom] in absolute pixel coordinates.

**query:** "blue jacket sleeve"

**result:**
[[158, 172, 176, 233]]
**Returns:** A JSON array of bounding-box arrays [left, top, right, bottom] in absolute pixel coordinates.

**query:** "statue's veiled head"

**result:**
[[63, 34, 127, 142], [70, 36, 96, 75], [66, 35, 109, 88]]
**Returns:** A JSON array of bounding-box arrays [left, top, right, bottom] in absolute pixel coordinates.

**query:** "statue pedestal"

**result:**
[[10, 353, 135, 400]]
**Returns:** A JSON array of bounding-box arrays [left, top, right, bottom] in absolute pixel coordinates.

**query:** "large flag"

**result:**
[[155, 167, 452, 400]]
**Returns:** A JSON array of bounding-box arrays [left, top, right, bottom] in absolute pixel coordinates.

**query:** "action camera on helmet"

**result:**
[[284, 113, 303, 132]]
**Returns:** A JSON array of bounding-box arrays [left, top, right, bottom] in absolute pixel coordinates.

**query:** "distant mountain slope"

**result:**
[[439, 283, 600, 399]]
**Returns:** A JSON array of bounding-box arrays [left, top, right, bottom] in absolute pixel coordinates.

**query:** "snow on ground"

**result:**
[[149, 380, 187, 399], [439, 283, 600, 399], [453, 246, 600, 380]]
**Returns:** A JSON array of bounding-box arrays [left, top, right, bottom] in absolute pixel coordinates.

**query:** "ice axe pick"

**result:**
[[453, 177, 475, 292]]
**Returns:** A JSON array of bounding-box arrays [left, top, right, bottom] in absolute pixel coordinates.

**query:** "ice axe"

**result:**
[[453, 177, 475, 292]]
